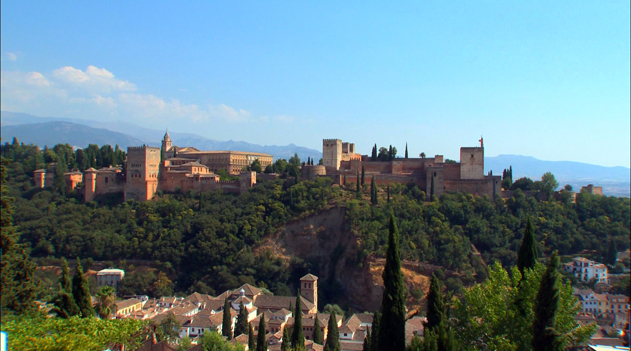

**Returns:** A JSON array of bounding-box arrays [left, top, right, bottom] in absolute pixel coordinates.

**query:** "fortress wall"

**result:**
[[442, 163, 461, 180], [361, 162, 392, 174], [323, 139, 342, 170], [95, 172, 125, 195], [444, 179, 495, 198]]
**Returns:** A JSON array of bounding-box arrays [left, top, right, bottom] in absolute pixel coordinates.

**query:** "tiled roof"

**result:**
[[354, 313, 374, 324], [117, 298, 142, 310], [300, 274, 318, 282], [254, 295, 314, 312]]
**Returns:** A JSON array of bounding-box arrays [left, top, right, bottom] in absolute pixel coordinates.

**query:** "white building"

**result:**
[[97, 268, 125, 289], [563, 257, 609, 284]]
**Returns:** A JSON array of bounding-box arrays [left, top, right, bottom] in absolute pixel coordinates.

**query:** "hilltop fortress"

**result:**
[[34, 132, 273, 202], [35, 133, 501, 202], [318, 138, 501, 199]]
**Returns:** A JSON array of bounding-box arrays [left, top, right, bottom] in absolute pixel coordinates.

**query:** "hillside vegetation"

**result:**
[[3, 142, 630, 310]]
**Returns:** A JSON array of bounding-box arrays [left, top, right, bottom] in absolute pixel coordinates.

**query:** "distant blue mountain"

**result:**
[[486, 154, 630, 197]]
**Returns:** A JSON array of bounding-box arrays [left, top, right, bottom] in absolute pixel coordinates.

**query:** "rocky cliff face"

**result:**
[[255, 206, 429, 312]]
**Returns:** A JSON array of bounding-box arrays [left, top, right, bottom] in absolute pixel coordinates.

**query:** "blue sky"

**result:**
[[2, 1, 629, 167]]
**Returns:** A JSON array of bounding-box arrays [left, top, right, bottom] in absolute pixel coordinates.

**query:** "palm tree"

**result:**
[[95, 285, 117, 319], [420, 152, 426, 158]]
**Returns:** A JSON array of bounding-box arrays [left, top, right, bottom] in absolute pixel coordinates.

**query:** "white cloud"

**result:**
[[5, 52, 17, 61], [274, 115, 295, 123], [1, 64, 260, 126], [52, 65, 136, 92]]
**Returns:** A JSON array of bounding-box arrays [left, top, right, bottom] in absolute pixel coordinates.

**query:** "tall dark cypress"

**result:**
[[405, 143, 408, 159], [313, 313, 323, 344], [57, 258, 79, 317], [281, 324, 291, 351], [370, 311, 380, 351], [235, 301, 248, 336], [222, 298, 233, 339], [292, 292, 305, 350], [249, 322, 256, 351], [430, 175, 435, 201], [324, 310, 340, 351], [387, 185, 390, 203], [372, 144, 377, 161], [378, 213, 406, 351], [517, 217, 539, 274], [256, 314, 268, 351], [72, 258, 94, 318], [371, 177, 377, 205], [532, 252, 563, 351], [425, 274, 445, 331], [363, 327, 371, 351], [606, 238, 617, 266], [361, 166, 365, 186], [356, 172, 360, 193]]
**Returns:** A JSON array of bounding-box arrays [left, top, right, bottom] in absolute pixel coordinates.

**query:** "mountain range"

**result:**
[[2, 111, 629, 197]]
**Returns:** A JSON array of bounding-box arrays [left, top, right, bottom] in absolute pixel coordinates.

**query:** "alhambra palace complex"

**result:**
[[34, 132, 504, 202]]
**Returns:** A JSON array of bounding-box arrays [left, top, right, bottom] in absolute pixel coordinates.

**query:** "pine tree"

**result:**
[[313, 313, 323, 344], [72, 258, 94, 318], [425, 274, 445, 331], [363, 327, 371, 351], [248, 322, 256, 351], [405, 143, 408, 159], [378, 213, 406, 351], [324, 310, 340, 351], [256, 314, 268, 351], [361, 166, 365, 186], [371, 177, 377, 205], [223, 298, 233, 339], [532, 252, 563, 351], [517, 217, 538, 274], [371, 311, 380, 351], [292, 292, 305, 350], [606, 238, 617, 266], [235, 301, 248, 337]]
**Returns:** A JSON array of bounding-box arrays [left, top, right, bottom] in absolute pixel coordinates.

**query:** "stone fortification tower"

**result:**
[[300, 274, 318, 308], [459, 147, 484, 180], [125, 146, 160, 202], [162, 131, 172, 160], [84, 168, 97, 202], [323, 139, 343, 171]]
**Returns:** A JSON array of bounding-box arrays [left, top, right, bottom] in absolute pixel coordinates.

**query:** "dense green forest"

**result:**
[[2, 141, 630, 305]]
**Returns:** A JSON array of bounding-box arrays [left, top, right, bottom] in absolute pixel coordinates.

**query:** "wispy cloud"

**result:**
[[5, 52, 18, 61], [1, 65, 255, 125]]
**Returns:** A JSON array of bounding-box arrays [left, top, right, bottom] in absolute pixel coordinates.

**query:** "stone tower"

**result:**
[[322, 139, 343, 171], [125, 146, 160, 202], [300, 274, 318, 308], [84, 168, 97, 202], [459, 147, 484, 180], [162, 131, 172, 160]]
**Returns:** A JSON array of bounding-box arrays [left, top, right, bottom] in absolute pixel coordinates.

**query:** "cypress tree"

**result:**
[[313, 313, 323, 344], [370, 311, 380, 351], [72, 258, 94, 318], [292, 292, 305, 350], [249, 323, 256, 351], [235, 301, 248, 336], [363, 327, 371, 351], [387, 185, 390, 203], [324, 310, 340, 351], [361, 166, 365, 186], [256, 314, 268, 351], [388, 145, 393, 161], [372, 144, 377, 161], [57, 258, 79, 317], [405, 143, 408, 159], [343, 175, 346, 186], [517, 217, 538, 274], [425, 274, 445, 331], [223, 298, 233, 339], [281, 324, 291, 351], [532, 252, 563, 351], [371, 177, 377, 205], [430, 175, 435, 201], [53, 158, 67, 195], [356, 172, 360, 193], [378, 213, 406, 351]]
